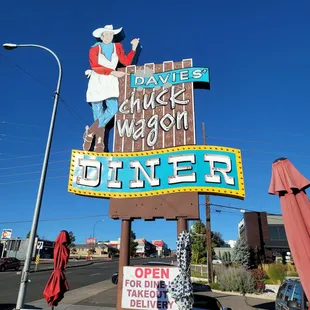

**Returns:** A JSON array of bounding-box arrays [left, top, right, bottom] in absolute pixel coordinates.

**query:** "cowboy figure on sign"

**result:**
[[83, 25, 140, 152]]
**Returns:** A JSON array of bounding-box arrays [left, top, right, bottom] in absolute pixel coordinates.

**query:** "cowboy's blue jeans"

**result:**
[[91, 98, 118, 128]]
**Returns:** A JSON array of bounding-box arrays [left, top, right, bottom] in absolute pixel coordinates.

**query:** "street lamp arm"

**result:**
[[16, 44, 62, 94]]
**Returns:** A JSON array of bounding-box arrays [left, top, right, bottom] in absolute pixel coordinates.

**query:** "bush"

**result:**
[[249, 269, 268, 281], [249, 269, 268, 293], [267, 264, 286, 283], [210, 282, 220, 290], [286, 271, 299, 277], [286, 264, 297, 273], [255, 281, 266, 293], [264, 279, 274, 285], [217, 267, 256, 294]]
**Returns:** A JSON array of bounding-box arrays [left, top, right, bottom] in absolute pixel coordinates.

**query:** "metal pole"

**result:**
[[202, 122, 213, 283], [5, 44, 62, 310], [93, 220, 104, 241], [116, 220, 131, 310]]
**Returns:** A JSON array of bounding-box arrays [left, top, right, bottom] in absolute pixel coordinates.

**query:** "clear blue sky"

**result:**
[[1, 0, 309, 249]]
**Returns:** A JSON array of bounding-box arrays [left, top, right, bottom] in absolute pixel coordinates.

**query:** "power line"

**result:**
[[0, 159, 68, 171], [0, 137, 35, 144], [1, 53, 87, 126], [0, 149, 71, 162], [0, 214, 110, 225], [209, 203, 281, 216], [214, 127, 310, 138], [0, 175, 67, 185], [1, 168, 64, 178], [0, 120, 42, 129], [207, 135, 305, 149], [0, 133, 40, 141]]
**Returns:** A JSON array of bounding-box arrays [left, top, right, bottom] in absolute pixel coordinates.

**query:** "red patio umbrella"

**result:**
[[43, 230, 70, 307], [269, 158, 310, 303]]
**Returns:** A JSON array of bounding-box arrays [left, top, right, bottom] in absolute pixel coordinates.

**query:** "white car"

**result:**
[[212, 259, 223, 265]]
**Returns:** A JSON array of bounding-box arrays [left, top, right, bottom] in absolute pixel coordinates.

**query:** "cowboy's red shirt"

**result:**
[[89, 43, 135, 75]]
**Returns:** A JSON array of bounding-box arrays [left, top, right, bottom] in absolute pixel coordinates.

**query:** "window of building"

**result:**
[[269, 226, 287, 241]]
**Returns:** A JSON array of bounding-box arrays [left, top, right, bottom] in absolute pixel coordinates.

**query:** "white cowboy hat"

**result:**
[[92, 25, 123, 38]]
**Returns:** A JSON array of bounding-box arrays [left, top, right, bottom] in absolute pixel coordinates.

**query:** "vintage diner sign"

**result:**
[[68, 146, 245, 199], [109, 59, 211, 219], [122, 266, 179, 310]]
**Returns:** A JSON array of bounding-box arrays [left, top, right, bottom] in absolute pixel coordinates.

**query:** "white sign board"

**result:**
[[122, 266, 179, 310], [1, 229, 12, 240], [37, 241, 44, 250]]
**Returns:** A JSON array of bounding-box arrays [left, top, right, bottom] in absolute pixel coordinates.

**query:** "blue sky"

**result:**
[[1, 0, 309, 249]]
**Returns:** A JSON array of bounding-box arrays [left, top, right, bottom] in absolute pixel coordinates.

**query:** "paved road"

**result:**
[[77, 288, 275, 310], [0, 257, 172, 308]]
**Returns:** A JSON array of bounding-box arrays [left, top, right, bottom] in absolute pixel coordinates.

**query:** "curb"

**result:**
[[211, 289, 276, 301], [29, 262, 94, 273]]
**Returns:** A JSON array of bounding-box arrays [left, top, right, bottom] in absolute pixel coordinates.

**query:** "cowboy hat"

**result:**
[[92, 25, 123, 38]]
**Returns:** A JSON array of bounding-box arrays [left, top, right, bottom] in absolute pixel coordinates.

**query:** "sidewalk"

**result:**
[[26, 280, 117, 310]]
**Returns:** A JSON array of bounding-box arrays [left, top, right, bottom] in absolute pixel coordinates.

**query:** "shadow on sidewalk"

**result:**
[[251, 301, 275, 310], [0, 304, 42, 310]]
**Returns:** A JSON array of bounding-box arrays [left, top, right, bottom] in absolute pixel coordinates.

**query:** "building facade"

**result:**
[[238, 212, 290, 263], [1, 238, 54, 260], [71, 243, 119, 259], [152, 240, 169, 257], [135, 238, 157, 257]]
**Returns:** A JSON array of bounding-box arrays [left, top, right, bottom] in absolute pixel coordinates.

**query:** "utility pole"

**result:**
[[202, 122, 213, 283]]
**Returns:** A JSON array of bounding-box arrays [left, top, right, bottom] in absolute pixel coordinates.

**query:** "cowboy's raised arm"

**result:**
[[116, 40, 138, 66], [89, 46, 113, 75]]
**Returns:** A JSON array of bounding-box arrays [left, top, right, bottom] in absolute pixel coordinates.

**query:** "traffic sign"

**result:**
[[1, 229, 12, 240], [37, 241, 44, 250]]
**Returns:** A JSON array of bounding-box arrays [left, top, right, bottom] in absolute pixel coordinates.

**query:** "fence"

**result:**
[[191, 264, 208, 278]]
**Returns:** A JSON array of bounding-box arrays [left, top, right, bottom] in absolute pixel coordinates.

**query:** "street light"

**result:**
[[93, 220, 104, 242], [3, 43, 62, 310]]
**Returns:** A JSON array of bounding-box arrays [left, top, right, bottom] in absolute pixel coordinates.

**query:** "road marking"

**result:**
[[89, 273, 101, 276]]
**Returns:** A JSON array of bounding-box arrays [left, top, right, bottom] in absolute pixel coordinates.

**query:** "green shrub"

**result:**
[[217, 267, 256, 294], [264, 279, 275, 285], [210, 282, 220, 290], [286, 271, 299, 277], [267, 264, 286, 283]]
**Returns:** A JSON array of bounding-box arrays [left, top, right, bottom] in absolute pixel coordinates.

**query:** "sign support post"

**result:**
[[34, 249, 40, 272], [116, 219, 131, 310], [177, 218, 188, 236], [202, 122, 213, 283]]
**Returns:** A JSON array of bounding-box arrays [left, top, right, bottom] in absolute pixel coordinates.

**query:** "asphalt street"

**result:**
[[0, 257, 172, 308]]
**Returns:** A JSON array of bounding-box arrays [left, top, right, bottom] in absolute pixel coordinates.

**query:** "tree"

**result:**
[[26, 231, 39, 239], [211, 231, 225, 248], [231, 237, 250, 268], [68, 231, 76, 248], [130, 231, 138, 257], [191, 221, 207, 264]]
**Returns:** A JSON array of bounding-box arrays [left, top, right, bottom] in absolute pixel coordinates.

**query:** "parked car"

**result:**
[[193, 293, 232, 310], [212, 259, 223, 265], [0, 257, 21, 271], [275, 279, 309, 309]]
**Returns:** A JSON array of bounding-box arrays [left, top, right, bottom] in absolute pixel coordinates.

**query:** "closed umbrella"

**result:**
[[167, 231, 194, 310], [43, 230, 70, 308], [269, 158, 310, 303]]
